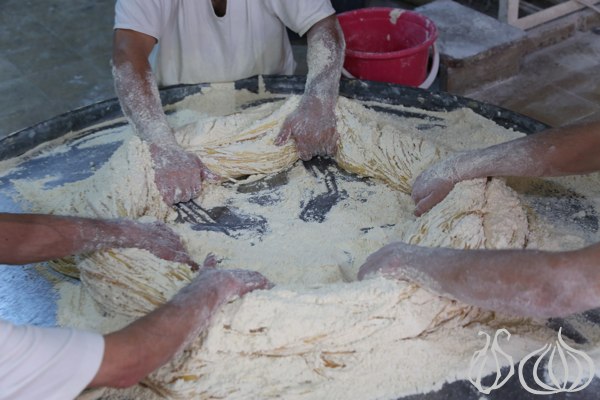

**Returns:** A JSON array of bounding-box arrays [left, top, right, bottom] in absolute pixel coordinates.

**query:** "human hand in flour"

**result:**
[[411, 156, 462, 217], [412, 120, 600, 216], [0, 213, 198, 269], [123, 219, 199, 270], [112, 30, 217, 205], [357, 241, 437, 282], [360, 241, 600, 318], [201, 268, 274, 300], [90, 255, 272, 389], [276, 95, 339, 160], [275, 15, 345, 160], [149, 143, 218, 204], [196, 254, 274, 298]]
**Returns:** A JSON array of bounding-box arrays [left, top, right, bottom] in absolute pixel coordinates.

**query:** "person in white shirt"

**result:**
[[358, 120, 600, 319], [0, 213, 271, 399], [112, 0, 346, 204]]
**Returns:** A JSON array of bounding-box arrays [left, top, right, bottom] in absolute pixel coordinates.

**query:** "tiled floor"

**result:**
[[0, 0, 115, 137], [0, 0, 599, 138], [467, 30, 600, 127]]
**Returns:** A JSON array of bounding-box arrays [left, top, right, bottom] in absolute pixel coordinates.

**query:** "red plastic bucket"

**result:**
[[338, 8, 438, 87]]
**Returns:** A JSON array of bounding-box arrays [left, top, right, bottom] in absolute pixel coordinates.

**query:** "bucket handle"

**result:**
[[341, 43, 440, 90]]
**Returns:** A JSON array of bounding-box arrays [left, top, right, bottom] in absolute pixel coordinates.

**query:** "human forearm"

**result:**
[[112, 30, 175, 146], [0, 213, 197, 267], [417, 248, 580, 318], [113, 29, 211, 204], [304, 15, 345, 105], [275, 15, 345, 159], [452, 121, 600, 182], [365, 242, 600, 319], [412, 120, 600, 215], [90, 268, 271, 388], [91, 274, 221, 388], [0, 213, 143, 265]]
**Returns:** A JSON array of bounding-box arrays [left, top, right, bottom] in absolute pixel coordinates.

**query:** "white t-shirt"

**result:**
[[0, 320, 104, 400], [114, 0, 335, 86]]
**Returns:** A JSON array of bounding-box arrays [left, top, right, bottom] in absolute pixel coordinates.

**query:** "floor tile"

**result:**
[[571, 110, 600, 125], [38, 2, 115, 58], [0, 78, 65, 137], [528, 32, 600, 73], [0, 57, 21, 81], [88, 52, 114, 79], [0, 77, 51, 117], [0, 18, 58, 56], [3, 36, 83, 75], [552, 66, 600, 105], [61, 26, 114, 59], [27, 59, 115, 111], [511, 85, 600, 127], [2, 0, 101, 15], [0, 5, 38, 29], [468, 31, 600, 127]]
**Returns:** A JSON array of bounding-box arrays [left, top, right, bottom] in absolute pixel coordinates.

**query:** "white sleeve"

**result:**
[[265, 0, 336, 36], [114, 0, 166, 40], [0, 320, 105, 400]]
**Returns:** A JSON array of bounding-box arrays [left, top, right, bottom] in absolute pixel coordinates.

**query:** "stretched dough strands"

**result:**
[[175, 97, 299, 180], [79, 248, 195, 318], [48, 257, 80, 279], [14, 95, 528, 288], [404, 179, 488, 249], [335, 98, 448, 194], [404, 179, 528, 250], [483, 179, 529, 249], [76, 98, 527, 400], [195, 137, 297, 179], [136, 279, 496, 399], [174, 96, 448, 187]]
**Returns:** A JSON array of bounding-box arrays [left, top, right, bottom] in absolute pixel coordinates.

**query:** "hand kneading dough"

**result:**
[[14, 95, 543, 400]]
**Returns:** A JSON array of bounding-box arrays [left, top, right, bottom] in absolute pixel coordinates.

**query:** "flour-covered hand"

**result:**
[[197, 268, 273, 301], [411, 156, 465, 216], [358, 242, 442, 282], [121, 220, 199, 270], [149, 143, 217, 205], [275, 96, 339, 161], [357, 242, 408, 281]]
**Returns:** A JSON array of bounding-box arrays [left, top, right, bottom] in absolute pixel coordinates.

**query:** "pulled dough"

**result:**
[[14, 95, 550, 399]]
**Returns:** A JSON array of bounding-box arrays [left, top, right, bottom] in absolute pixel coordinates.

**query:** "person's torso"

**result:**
[[152, 0, 295, 86]]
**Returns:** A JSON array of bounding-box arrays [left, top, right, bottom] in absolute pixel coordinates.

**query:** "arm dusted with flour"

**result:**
[[112, 30, 215, 205], [359, 120, 600, 319], [358, 242, 600, 319], [411, 120, 600, 216], [276, 15, 345, 160], [0, 213, 196, 268], [0, 215, 272, 390], [90, 261, 272, 388]]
